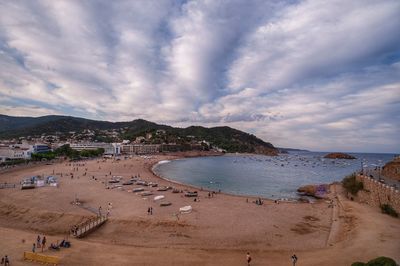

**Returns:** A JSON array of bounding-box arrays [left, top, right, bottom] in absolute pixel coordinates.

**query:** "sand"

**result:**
[[0, 152, 399, 265]]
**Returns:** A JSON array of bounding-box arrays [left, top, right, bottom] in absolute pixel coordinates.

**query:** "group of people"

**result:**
[[147, 206, 154, 215], [32, 235, 47, 253], [245, 252, 298, 265]]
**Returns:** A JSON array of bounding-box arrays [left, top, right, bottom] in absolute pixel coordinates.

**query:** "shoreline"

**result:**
[[1, 151, 399, 265], [149, 152, 330, 202]]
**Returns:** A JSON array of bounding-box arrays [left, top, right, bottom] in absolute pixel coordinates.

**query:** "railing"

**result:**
[[71, 215, 108, 238], [0, 183, 16, 189]]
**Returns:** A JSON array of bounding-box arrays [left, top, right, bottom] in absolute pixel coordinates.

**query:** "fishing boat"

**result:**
[[179, 205, 192, 213], [140, 191, 153, 196], [184, 191, 198, 197], [160, 201, 172, 207], [132, 187, 144, 192], [154, 195, 165, 201]]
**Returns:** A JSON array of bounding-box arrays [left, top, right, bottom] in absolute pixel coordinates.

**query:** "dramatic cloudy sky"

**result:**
[[0, 0, 399, 153]]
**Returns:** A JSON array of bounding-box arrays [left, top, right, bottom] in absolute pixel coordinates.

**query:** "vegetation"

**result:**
[[351, 256, 398, 266], [54, 144, 104, 159], [380, 204, 399, 218], [0, 115, 278, 155], [342, 173, 364, 195], [31, 152, 56, 161]]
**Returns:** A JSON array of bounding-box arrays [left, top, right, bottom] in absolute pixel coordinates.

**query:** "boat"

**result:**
[[122, 181, 133, 185], [179, 205, 192, 213], [21, 181, 35, 190], [172, 188, 180, 193], [132, 187, 144, 192], [184, 191, 198, 197], [108, 180, 120, 184], [157, 187, 169, 191], [136, 181, 148, 186], [140, 191, 153, 196], [149, 182, 158, 187], [160, 201, 172, 207], [154, 195, 165, 201]]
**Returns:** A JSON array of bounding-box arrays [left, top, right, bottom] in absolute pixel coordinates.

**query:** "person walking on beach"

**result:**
[[41, 236, 46, 252], [36, 235, 41, 248], [147, 207, 151, 215], [291, 254, 298, 266], [4, 255, 10, 266], [246, 252, 252, 266], [98, 206, 102, 216], [32, 243, 36, 253]]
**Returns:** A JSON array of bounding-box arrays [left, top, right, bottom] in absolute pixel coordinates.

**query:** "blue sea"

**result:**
[[153, 151, 397, 199]]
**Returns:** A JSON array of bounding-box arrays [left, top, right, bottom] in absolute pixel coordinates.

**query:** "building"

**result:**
[[69, 143, 120, 156], [0, 146, 31, 162], [32, 144, 51, 154], [121, 144, 160, 155]]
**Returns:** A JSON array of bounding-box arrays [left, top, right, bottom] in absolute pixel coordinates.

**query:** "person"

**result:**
[[41, 236, 47, 252], [32, 243, 36, 253], [246, 252, 252, 266], [147, 207, 151, 215], [37, 235, 41, 248], [291, 254, 298, 264], [98, 206, 102, 216], [4, 255, 9, 266], [150, 207, 153, 215]]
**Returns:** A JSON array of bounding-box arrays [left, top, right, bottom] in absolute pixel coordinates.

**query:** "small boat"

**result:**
[[184, 191, 198, 197], [154, 195, 165, 201], [122, 181, 133, 185], [140, 191, 153, 196], [21, 181, 35, 190], [132, 187, 144, 192], [149, 182, 158, 187], [160, 201, 172, 207], [108, 180, 120, 184], [179, 205, 192, 213], [172, 188, 180, 193], [157, 187, 169, 191], [136, 181, 148, 186]]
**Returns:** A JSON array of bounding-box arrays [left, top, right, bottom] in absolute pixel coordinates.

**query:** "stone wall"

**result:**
[[355, 175, 400, 214]]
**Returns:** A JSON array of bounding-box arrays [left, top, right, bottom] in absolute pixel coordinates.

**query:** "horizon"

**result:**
[[0, 1, 399, 153]]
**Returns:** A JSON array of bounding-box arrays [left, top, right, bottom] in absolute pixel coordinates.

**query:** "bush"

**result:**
[[342, 173, 364, 195], [352, 256, 398, 266], [380, 204, 399, 218], [366, 256, 397, 266]]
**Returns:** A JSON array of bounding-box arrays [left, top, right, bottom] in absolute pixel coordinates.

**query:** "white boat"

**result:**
[[179, 205, 192, 213], [154, 195, 165, 201]]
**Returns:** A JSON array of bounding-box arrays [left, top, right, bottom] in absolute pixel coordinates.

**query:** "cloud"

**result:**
[[0, 0, 399, 152]]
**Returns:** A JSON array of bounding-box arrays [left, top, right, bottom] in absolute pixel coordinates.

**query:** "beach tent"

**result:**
[[154, 195, 165, 201], [179, 205, 192, 214]]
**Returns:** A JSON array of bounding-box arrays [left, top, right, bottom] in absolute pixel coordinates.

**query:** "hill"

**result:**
[[0, 115, 277, 155]]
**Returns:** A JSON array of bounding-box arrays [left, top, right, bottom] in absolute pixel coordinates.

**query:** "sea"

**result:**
[[152, 151, 398, 199]]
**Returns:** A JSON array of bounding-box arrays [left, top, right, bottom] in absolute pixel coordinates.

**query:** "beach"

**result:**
[[0, 152, 399, 265]]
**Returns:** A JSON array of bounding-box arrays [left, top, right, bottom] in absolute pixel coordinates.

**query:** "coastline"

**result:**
[[0, 152, 399, 265]]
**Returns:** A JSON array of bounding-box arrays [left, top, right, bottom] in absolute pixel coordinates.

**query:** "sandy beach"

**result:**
[[0, 152, 399, 265]]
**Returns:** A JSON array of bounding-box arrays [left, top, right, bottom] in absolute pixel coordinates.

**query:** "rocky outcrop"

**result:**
[[324, 153, 356, 159], [297, 184, 330, 199], [382, 157, 400, 181]]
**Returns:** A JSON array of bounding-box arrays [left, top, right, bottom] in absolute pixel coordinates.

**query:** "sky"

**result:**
[[0, 0, 399, 153]]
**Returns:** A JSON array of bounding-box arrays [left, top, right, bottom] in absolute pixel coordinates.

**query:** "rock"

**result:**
[[298, 184, 330, 199], [324, 153, 356, 159], [382, 156, 400, 181]]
